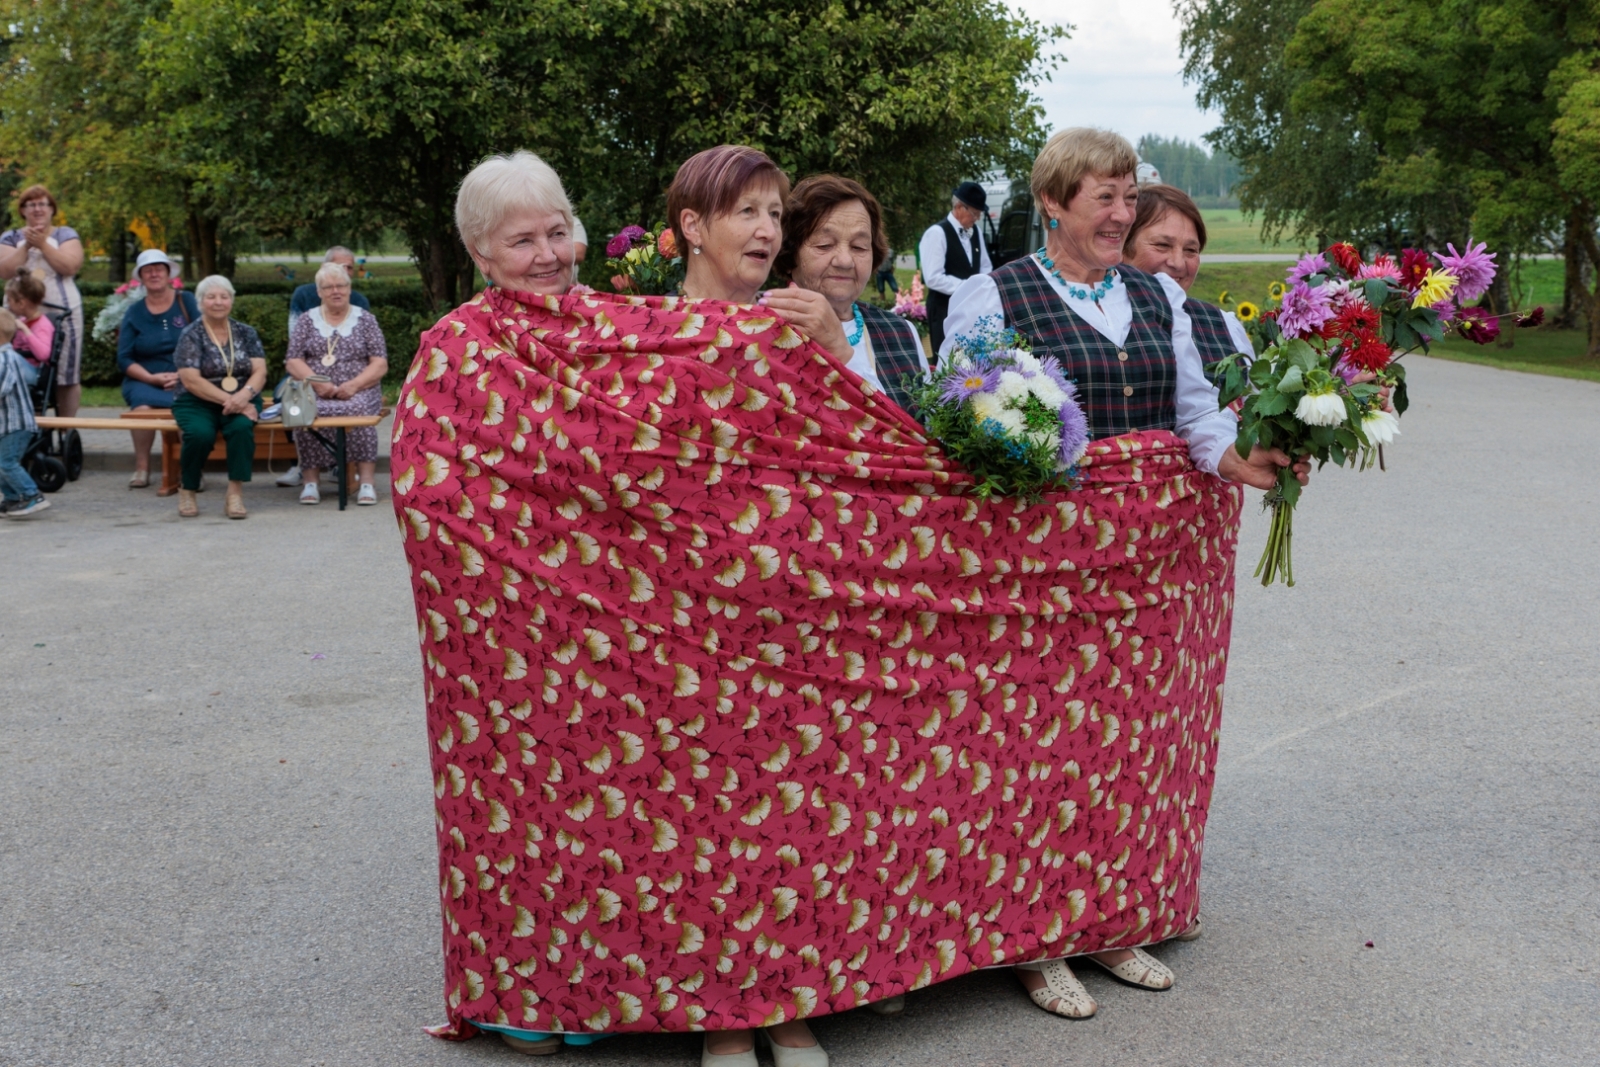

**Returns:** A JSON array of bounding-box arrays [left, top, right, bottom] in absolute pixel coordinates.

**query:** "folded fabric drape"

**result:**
[[392, 287, 1241, 1039]]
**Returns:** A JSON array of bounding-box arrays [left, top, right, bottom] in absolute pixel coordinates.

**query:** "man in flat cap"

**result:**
[[919, 181, 994, 356]]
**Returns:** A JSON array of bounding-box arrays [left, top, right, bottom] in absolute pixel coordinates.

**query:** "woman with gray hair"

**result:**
[[285, 260, 388, 505], [171, 274, 268, 518]]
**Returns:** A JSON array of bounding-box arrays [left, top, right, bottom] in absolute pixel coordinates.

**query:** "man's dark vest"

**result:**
[[926, 219, 981, 350], [990, 260, 1177, 440], [857, 302, 924, 414], [1185, 299, 1245, 384]]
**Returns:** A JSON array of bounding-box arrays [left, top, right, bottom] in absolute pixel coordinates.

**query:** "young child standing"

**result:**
[[4, 272, 54, 387], [0, 307, 49, 517]]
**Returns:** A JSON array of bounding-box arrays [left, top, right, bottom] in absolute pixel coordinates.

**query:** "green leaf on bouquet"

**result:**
[[1330, 441, 1346, 466], [1363, 279, 1391, 308], [1251, 389, 1291, 417], [1283, 338, 1318, 373], [1278, 471, 1303, 508], [1335, 427, 1359, 451], [1276, 364, 1305, 394]]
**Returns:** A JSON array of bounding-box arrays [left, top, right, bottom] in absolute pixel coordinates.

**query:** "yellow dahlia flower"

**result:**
[[1411, 269, 1458, 309]]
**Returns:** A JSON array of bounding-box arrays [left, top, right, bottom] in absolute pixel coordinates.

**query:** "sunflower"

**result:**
[[1268, 280, 1287, 301], [1217, 289, 1231, 306], [1236, 301, 1259, 322]]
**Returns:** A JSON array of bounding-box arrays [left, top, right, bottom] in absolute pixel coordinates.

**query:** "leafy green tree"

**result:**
[[1135, 135, 1241, 207], [0, 0, 188, 276], [143, 0, 1059, 306], [577, 0, 1062, 251], [1180, 1, 1600, 350]]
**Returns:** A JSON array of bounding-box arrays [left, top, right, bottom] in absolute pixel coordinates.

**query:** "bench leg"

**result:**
[[336, 427, 349, 511], [158, 430, 181, 496]]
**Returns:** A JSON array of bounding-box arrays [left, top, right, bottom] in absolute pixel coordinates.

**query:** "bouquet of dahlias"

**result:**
[[605, 223, 685, 296], [893, 271, 927, 323], [909, 317, 1089, 502], [1211, 240, 1502, 586]]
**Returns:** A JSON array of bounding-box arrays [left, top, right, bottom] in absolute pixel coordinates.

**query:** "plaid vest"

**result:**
[[990, 260, 1176, 439], [858, 302, 924, 413], [1185, 299, 1240, 384]]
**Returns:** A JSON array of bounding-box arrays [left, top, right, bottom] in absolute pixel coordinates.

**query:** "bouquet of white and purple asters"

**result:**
[[1212, 240, 1515, 586], [909, 317, 1089, 502]]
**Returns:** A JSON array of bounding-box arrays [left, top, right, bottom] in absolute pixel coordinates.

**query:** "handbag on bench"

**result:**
[[280, 375, 328, 429]]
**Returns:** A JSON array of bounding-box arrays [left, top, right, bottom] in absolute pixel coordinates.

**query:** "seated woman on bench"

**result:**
[[284, 261, 387, 506], [171, 275, 267, 520]]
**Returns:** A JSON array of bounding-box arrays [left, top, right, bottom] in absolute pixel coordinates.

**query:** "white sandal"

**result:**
[[759, 1027, 829, 1067], [299, 483, 320, 505], [1083, 947, 1174, 990], [1173, 916, 1203, 942], [356, 482, 377, 505], [1016, 958, 1097, 1018]]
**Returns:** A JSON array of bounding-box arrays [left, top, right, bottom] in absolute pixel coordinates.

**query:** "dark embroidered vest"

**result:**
[[1185, 299, 1244, 384], [990, 260, 1177, 440], [926, 219, 981, 350], [858, 302, 924, 414]]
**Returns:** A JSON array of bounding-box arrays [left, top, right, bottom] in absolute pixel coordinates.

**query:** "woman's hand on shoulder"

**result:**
[[761, 283, 852, 360]]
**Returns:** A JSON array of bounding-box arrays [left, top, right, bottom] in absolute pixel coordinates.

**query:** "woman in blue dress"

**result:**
[[118, 249, 199, 488]]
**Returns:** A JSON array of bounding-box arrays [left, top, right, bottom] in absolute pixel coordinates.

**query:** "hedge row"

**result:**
[[78, 293, 439, 391]]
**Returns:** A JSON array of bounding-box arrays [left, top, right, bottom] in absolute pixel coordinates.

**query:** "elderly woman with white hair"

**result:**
[[170, 274, 268, 518], [285, 260, 388, 505], [454, 149, 580, 298]]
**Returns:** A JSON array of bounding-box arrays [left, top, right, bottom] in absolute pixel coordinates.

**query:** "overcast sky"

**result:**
[[1010, 0, 1217, 146]]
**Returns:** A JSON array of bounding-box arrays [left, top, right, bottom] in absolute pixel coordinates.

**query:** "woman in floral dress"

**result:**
[[285, 261, 387, 505]]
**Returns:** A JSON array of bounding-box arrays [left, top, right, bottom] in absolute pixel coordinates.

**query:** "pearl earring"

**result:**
[[692, 246, 702, 255], [1048, 218, 1059, 230]]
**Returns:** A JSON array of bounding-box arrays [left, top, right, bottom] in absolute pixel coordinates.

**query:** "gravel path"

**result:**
[[2, 354, 1596, 1066]]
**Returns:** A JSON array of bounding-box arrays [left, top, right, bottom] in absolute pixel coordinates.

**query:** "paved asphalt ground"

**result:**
[[2, 355, 1596, 1067]]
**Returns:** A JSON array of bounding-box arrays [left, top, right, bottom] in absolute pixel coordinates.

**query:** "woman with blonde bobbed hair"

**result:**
[[942, 126, 1309, 1020]]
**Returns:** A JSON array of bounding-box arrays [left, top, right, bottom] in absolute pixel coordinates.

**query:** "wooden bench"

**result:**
[[38, 410, 392, 511]]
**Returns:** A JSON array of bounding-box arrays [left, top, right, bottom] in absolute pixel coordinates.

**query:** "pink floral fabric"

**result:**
[[391, 287, 1242, 1038]]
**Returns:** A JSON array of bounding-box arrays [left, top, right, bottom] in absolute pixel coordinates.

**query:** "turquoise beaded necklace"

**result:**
[[845, 302, 865, 346], [1035, 247, 1117, 303]]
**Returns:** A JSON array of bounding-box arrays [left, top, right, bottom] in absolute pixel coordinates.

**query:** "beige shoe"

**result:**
[[177, 489, 198, 518], [1174, 916, 1203, 942], [1016, 958, 1097, 1018], [867, 994, 905, 1016], [129, 470, 150, 489], [500, 1032, 562, 1055], [760, 1026, 829, 1067], [225, 489, 247, 519], [1084, 947, 1174, 990], [702, 1035, 758, 1067]]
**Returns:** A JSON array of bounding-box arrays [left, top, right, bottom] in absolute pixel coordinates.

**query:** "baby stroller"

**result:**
[[20, 303, 82, 493]]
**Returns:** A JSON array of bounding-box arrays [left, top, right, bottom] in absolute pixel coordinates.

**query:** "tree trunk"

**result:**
[[413, 228, 476, 312], [1557, 207, 1582, 329], [183, 210, 218, 279], [109, 229, 127, 284], [1487, 271, 1514, 349], [1575, 218, 1600, 358]]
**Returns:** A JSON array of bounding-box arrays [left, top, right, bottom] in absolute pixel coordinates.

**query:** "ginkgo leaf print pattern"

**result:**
[[393, 287, 1241, 1040]]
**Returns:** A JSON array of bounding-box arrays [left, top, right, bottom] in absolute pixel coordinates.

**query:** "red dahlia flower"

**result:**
[[1455, 305, 1500, 345], [1327, 242, 1363, 277], [1343, 329, 1393, 372], [1516, 306, 1545, 328], [1399, 248, 1433, 292]]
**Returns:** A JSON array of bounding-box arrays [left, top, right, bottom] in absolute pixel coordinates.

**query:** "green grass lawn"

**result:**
[[1424, 327, 1600, 382], [1198, 209, 1313, 255]]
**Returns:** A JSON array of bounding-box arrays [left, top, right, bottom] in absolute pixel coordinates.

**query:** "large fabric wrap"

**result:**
[[391, 287, 1242, 1038]]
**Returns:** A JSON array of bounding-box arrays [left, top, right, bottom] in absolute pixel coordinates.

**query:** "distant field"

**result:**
[[1199, 209, 1312, 255]]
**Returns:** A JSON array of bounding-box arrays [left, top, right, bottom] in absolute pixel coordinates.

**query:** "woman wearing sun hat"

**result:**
[[117, 248, 199, 488], [1120, 183, 1254, 377]]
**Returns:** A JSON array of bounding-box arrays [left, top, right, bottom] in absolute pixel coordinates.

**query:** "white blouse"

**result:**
[[847, 313, 929, 396], [940, 259, 1238, 475]]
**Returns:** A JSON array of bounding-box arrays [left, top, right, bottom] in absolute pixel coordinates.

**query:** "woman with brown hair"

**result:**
[[776, 175, 928, 414], [1121, 183, 1253, 374], [0, 185, 84, 416]]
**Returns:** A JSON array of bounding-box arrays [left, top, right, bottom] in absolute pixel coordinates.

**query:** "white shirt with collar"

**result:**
[[939, 260, 1238, 475], [919, 212, 993, 297], [845, 311, 930, 396]]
